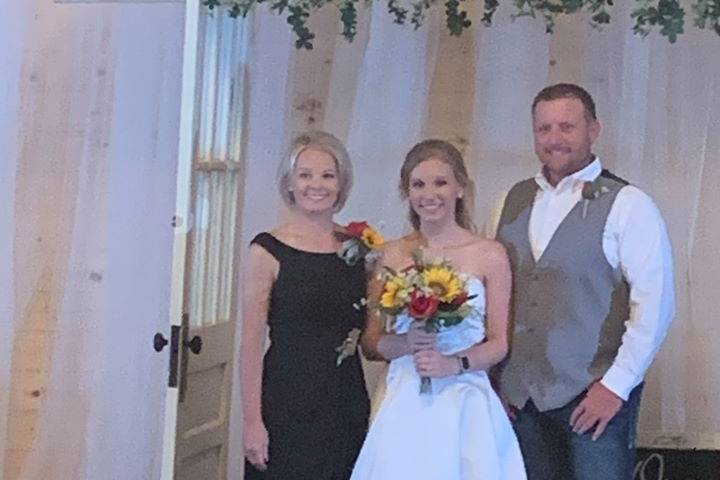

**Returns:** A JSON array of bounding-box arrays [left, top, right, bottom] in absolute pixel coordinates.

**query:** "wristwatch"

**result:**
[[456, 355, 470, 374]]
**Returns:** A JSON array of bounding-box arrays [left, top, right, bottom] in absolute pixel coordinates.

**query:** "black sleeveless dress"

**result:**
[[245, 233, 370, 480]]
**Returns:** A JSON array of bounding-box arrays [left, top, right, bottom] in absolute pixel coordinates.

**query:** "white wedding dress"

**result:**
[[351, 277, 527, 480]]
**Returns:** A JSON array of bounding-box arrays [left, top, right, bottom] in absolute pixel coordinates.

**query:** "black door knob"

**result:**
[[185, 335, 202, 355], [153, 333, 169, 352]]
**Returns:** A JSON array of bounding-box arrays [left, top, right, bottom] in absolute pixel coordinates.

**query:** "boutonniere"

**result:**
[[580, 179, 610, 218], [337, 221, 384, 266], [335, 327, 362, 366]]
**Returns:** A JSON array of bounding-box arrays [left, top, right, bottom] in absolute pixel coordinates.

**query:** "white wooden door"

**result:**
[[158, 2, 249, 479]]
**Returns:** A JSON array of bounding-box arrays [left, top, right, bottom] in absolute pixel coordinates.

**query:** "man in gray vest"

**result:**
[[493, 83, 675, 479]]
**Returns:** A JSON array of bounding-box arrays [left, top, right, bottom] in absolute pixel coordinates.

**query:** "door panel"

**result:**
[[175, 322, 235, 476], [173, 5, 249, 480]]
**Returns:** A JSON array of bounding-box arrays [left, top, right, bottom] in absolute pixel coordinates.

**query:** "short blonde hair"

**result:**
[[277, 131, 353, 212]]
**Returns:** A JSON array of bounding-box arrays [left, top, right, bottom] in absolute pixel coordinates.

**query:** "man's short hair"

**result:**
[[532, 83, 597, 121]]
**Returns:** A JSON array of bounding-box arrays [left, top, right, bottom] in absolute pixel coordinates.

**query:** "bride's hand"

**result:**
[[413, 349, 457, 378], [405, 322, 436, 352]]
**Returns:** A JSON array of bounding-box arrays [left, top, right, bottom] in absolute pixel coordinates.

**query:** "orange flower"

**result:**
[[361, 227, 384, 249]]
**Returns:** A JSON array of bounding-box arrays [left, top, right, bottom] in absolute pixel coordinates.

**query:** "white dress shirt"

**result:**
[[488, 158, 676, 401]]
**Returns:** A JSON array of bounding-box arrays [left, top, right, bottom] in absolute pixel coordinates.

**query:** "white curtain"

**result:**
[[229, 4, 720, 477], [3, 2, 183, 479]]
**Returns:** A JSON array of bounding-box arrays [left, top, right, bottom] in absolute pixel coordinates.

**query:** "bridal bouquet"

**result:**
[[377, 253, 475, 394]]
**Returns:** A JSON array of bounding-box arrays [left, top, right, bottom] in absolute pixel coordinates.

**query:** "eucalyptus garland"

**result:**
[[202, 0, 720, 49]]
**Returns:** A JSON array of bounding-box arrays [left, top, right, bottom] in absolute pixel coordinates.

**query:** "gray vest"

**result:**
[[496, 172, 630, 412]]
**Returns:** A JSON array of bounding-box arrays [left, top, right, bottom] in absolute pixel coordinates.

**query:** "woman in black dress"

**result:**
[[241, 131, 370, 480]]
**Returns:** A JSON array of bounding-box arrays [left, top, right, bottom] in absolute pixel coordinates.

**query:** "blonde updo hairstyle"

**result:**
[[277, 131, 353, 212], [399, 139, 475, 232]]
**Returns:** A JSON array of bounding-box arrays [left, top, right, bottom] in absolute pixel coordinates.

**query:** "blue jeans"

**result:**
[[514, 384, 643, 480]]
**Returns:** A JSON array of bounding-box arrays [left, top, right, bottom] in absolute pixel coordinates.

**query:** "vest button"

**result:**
[[532, 274, 540, 281], [529, 301, 538, 307]]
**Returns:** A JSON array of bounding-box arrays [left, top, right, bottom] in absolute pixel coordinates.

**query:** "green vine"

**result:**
[[445, 0, 472, 36], [387, 0, 409, 24], [693, 0, 720, 35], [510, 0, 614, 34], [287, 4, 316, 49], [632, 0, 685, 43], [340, 0, 359, 40], [202, 0, 720, 49], [410, 0, 435, 30], [481, 0, 501, 26]]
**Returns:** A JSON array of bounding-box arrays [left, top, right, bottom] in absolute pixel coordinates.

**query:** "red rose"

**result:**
[[346, 221, 369, 237], [408, 291, 440, 320]]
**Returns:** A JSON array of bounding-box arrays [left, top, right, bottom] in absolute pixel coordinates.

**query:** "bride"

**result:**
[[352, 140, 527, 479]]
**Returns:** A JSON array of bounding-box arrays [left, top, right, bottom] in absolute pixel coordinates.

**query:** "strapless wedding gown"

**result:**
[[351, 277, 527, 479]]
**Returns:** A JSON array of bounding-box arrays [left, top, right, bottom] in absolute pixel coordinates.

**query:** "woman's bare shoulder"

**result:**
[[468, 236, 507, 258], [379, 233, 421, 269], [455, 235, 508, 278]]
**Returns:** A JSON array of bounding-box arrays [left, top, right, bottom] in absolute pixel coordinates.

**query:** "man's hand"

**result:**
[[570, 382, 623, 441]]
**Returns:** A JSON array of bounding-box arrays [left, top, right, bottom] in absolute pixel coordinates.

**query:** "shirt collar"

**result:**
[[534, 157, 603, 193]]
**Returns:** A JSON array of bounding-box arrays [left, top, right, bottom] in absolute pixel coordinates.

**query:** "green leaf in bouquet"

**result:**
[[437, 301, 457, 312], [423, 319, 441, 333], [434, 311, 464, 328], [453, 303, 475, 317]]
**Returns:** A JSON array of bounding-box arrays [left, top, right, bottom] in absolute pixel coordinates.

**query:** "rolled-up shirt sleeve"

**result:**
[[601, 187, 676, 400]]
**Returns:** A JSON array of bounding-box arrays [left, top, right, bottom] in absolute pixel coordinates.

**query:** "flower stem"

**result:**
[[420, 376, 433, 394]]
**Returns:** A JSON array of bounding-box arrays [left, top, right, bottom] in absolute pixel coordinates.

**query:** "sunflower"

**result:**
[[380, 276, 409, 309], [361, 227, 384, 249], [421, 266, 462, 303]]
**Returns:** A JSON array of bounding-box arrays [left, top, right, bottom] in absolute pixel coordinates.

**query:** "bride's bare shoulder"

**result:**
[[380, 233, 422, 268], [468, 236, 507, 258], [458, 235, 509, 278]]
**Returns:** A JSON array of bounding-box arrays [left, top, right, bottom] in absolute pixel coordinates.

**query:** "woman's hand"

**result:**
[[405, 322, 436, 352], [413, 349, 458, 378], [244, 420, 269, 470]]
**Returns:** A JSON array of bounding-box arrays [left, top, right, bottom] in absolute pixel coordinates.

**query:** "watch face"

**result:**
[[461, 356, 470, 370]]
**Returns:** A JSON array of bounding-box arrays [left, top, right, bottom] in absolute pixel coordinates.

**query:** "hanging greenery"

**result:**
[[202, 0, 720, 49]]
